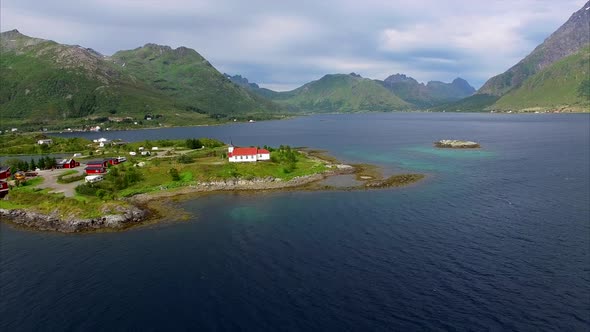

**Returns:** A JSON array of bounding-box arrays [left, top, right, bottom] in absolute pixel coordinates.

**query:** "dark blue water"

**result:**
[[2, 113, 589, 331]]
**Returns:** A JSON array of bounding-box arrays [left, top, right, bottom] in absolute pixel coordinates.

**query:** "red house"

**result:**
[[85, 167, 107, 175], [107, 158, 120, 166], [0, 166, 11, 180], [57, 159, 78, 169], [0, 181, 8, 198]]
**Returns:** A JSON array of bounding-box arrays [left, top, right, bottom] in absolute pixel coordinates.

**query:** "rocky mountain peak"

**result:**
[[224, 74, 261, 89], [384, 74, 419, 84], [451, 78, 476, 93]]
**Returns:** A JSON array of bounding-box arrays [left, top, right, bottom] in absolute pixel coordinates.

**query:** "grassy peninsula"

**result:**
[[0, 137, 425, 232]]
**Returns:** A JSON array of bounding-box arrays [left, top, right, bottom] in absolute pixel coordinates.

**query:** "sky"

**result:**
[[1, 0, 586, 91]]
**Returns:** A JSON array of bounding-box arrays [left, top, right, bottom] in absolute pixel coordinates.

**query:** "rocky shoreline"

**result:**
[[0, 205, 149, 233], [0, 162, 424, 233]]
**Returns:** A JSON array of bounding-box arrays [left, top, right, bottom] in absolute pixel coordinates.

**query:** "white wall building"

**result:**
[[228, 145, 270, 163]]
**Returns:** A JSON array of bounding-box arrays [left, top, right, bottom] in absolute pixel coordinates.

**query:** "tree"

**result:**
[[169, 168, 180, 181], [30, 158, 36, 170], [38, 157, 46, 169]]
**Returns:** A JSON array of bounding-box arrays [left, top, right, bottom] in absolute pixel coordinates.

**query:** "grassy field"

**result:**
[[0, 177, 130, 219], [113, 147, 327, 197]]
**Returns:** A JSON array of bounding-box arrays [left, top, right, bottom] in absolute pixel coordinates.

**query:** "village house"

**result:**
[[84, 160, 108, 174], [227, 145, 270, 163], [0, 166, 11, 180], [0, 180, 8, 198], [37, 139, 53, 145], [0, 166, 10, 198], [85, 166, 107, 175], [56, 159, 79, 169]]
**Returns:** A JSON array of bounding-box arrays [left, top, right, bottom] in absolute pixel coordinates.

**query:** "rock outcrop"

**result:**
[[434, 140, 480, 148], [0, 206, 149, 232]]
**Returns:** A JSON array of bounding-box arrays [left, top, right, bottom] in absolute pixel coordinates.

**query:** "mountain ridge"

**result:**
[[0, 30, 283, 129], [478, 1, 590, 96]]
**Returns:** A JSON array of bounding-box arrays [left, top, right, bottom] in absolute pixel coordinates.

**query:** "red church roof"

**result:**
[[229, 147, 271, 157], [231, 147, 258, 156]]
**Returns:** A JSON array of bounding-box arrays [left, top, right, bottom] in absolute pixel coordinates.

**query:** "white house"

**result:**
[[228, 145, 270, 163], [37, 139, 53, 145]]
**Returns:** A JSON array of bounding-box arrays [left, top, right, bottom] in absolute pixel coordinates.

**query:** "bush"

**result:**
[[169, 168, 180, 181], [76, 183, 98, 196], [177, 154, 194, 164]]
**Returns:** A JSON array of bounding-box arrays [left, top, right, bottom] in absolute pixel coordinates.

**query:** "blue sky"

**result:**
[[1, 0, 586, 90]]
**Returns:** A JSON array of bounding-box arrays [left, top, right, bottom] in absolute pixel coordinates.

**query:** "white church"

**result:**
[[228, 145, 270, 162]]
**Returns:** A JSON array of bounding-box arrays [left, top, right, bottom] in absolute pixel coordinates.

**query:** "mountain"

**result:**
[[224, 74, 280, 99], [110, 44, 282, 116], [478, 1, 590, 96], [380, 74, 475, 107], [0, 30, 281, 129], [492, 46, 590, 111], [270, 73, 410, 112]]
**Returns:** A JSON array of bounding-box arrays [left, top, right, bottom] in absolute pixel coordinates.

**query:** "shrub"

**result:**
[[177, 154, 194, 164], [169, 168, 180, 181], [76, 183, 98, 196]]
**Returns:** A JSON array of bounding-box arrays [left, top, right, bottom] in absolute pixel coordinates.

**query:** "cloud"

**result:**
[[1, 0, 586, 90]]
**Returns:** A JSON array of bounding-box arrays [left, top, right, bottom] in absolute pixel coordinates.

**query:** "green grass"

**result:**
[[114, 148, 327, 197], [0, 133, 92, 155], [0, 189, 129, 219]]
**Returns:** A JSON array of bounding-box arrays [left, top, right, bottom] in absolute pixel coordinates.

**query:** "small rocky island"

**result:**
[[434, 140, 480, 149]]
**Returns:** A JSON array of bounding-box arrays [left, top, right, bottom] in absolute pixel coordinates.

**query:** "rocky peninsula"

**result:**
[[0, 141, 425, 233], [434, 140, 480, 148]]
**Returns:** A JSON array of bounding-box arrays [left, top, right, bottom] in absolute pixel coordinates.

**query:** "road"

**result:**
[[36, 168, 85, 197]]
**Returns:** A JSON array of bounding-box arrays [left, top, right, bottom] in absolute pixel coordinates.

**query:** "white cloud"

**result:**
[[1, 0, 586, 89]]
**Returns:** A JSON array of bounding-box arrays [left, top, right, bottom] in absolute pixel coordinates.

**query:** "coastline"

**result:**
[[0, 159, 425, 233]]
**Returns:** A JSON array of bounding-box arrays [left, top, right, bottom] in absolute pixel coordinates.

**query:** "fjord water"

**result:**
[[1, 113, 589, 330]]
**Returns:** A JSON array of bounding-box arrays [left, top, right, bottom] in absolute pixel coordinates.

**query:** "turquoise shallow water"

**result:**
[[2, 113, 589, 330]]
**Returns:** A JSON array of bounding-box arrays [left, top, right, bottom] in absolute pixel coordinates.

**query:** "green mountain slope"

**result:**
[[0, 30, 187, 125], [478, 1, 590, 96], [0, 30, 281, 129], [379, 74, 475, 107], [111, 45, 281, 116], [429, 94, 500, 112], [492, 47, 590, 111], [271, 73, 410, 112]]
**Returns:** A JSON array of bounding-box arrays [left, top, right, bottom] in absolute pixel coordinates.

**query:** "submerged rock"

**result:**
[[434, 140, 480, 148]]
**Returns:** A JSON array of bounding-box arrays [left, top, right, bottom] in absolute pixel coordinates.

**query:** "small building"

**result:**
[[85, 167, 106, 175], [0, 166, 11, 180], [11, 128, 17, 132], [0, 181, 8, 198], [107, 158, 120, 166], [228, 145, 270, 163], [151, 147, 158, 151], [37, 139, 53, 145], [57, 159, 77, 169], [140, 151, 151, 156]]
